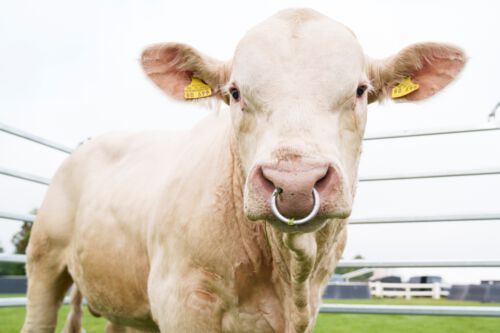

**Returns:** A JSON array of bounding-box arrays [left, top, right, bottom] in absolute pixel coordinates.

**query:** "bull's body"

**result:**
[[27, 112, 345, 332], [22, 8, 465, 333]]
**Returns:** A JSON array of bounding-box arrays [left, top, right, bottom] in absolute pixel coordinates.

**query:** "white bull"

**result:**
[[22, 8, 465, 333]]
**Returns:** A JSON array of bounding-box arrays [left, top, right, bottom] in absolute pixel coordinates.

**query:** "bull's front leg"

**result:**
[[21, 231, 74, 333]]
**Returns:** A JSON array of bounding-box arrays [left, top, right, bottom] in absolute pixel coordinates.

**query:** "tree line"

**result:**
[[0, 208, 35, 276]]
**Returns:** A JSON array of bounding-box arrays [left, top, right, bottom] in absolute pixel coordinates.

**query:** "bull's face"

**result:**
[[230, 13, 367, 232], [141, 9, 466, 232]]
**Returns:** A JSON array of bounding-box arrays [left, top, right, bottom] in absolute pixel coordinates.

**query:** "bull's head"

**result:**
[[141, 9, 465, 233]]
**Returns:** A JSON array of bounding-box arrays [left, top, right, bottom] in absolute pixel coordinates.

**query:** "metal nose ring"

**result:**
[[271, 188, 321, 225]]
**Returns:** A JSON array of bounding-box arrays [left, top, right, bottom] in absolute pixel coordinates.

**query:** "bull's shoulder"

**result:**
[[78, 131, 180, 160], [73, 130, 184, 165], [52, 130, 185, 186]]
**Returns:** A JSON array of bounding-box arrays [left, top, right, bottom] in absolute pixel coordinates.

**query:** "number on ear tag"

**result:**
[[391, 77, 419, 99], [184, 77, 212, 100]]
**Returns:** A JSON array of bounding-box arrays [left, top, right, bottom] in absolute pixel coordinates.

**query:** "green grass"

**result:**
[[315, 299, 500, 333], [0, 304, 106, 333], [1, 296, 499, 333]]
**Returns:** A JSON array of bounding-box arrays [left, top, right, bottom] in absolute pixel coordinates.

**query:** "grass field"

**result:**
[[1, 296, 499, 333]]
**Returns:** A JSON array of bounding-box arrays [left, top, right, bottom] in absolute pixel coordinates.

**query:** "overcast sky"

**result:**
[[1, 0, 499, 284]]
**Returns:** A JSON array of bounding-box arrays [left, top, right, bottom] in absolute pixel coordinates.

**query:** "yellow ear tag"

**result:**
[[391, 77, 419, 99], [184, 77, 212, 100]]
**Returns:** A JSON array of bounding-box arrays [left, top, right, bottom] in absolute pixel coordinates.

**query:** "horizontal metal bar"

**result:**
[[0, 254, 26, 263], [0, 296, 70, 308], [337, 260, 500, 268], [1, 297, 498, 317], [0, 297, 31, 308], [0, 212, 479, 227], [364, 123, 500, 141], [359, 167, 500, 182], [2, 165, 498, 187], [1, 122, 497, 153], [0, 122, 73, 153], [2, 211, 498, 227], [349, 213, 500, 225], [0, 166, 50, 185], [319, 304, 500, 317], [340, 267, 374, 280], [2, 255, 499, 268], [0, 211, 36, 222]]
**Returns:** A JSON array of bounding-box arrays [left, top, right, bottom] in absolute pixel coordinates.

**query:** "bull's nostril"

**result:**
[[314, 167, 333, 193], [257, 167, 275, 194]]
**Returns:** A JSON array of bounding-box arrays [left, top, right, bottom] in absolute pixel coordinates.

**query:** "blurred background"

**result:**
[[1, 0, 499, 286]]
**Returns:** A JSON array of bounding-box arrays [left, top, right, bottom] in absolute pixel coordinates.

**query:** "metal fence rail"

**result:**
[[0, 122, 73, 153], [0, 254, 27, 263], [0, 211, 35, 222], [5, 166, 500, 187], [359, 167, 500, 182], [0, 166, 51, 185], [364, 122, 500, 141], [3, 254, 499, 269], [319, 304, 500, 317], [4, 212, 500, 225], [336, 259, 500, 268], [349, 213, 500, 225], [1, 297, 499, 317], [2, 121, 499, 151], [0, 297, 70, 308]]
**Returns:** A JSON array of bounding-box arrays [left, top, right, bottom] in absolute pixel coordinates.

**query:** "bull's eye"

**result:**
[[356, 84, 368, 98], [229, 87, 240, 102]]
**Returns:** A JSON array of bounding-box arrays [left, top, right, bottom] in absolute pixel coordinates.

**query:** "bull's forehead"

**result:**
[[232, 9, 365, 104]]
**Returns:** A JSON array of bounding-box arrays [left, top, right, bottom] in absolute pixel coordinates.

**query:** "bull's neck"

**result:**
[[227, 133, 347, 333], [262, 222, 346, 332]]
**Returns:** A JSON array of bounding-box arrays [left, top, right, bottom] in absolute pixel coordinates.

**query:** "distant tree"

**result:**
[[0, 241, 7, 275], [11, 208, 36, 255], [0, 241, 14, 275], [0, 208, 36, 276]]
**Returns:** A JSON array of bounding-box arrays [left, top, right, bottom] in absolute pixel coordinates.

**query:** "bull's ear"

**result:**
[[367, 42, 466, 103], [141, 43, 231, 104]]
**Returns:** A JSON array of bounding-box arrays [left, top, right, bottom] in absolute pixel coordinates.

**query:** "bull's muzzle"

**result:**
[[271, 187, 320, 225]]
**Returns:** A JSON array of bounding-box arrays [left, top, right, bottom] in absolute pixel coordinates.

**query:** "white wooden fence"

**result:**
[[369, 282, 450, 300]]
